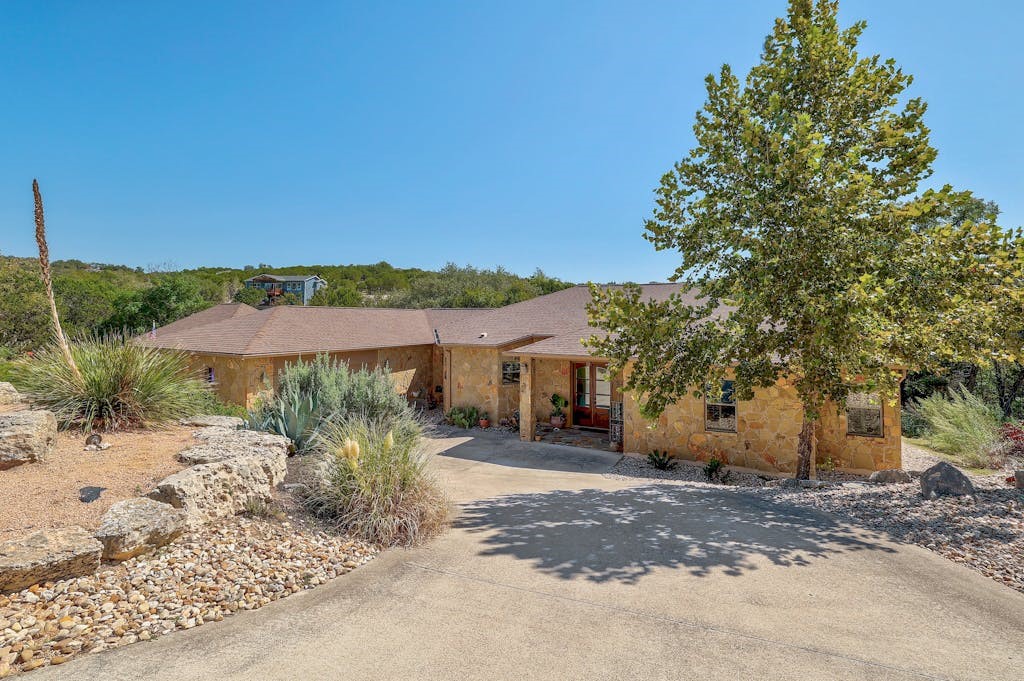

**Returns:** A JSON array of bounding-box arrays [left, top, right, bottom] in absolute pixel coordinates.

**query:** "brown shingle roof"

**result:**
[[145, 284, 699, 357], [146, 306, 440, 356], [435, 284, 694, 346]]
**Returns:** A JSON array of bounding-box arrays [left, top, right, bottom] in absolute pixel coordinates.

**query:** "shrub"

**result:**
[[302, 414, 451, 546], [446, 406, 479, 429], [10, 334, 206, 431], [702, 457, 732, 483], [900, 407, 928, 437], [191, 389, 249, 418], [915, 389, 1003, 468], [249, 354, 413, 452], [646, 449, 676, 470]]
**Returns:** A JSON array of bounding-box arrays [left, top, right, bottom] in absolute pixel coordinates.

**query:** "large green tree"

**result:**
[[587, 0, 1022, 477]]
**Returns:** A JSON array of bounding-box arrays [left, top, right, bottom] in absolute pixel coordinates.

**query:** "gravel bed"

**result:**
[[764, 479, 1024, 593], [607, 455, 1024, 594], [0, 517, 376, 676], [606, 454, 771, 487]]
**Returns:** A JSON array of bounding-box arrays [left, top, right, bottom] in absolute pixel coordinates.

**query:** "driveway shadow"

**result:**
[[433, 432, 622, 473], [456, 485, 894, 584]]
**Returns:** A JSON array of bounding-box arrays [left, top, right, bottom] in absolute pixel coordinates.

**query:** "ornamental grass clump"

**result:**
[[914, 389, 1003, 469], [11, 333, 207, 431], [302, 414, 451, 547]]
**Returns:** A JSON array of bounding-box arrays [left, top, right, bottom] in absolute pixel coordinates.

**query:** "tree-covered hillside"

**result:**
[[0, 256, 572, 355]]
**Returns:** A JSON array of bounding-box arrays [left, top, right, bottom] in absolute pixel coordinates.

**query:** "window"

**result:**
[[205, 367, 216, 384], [502, 360, 521, 385], [846, 392, 883, 437], [705, 380, 736, 432]]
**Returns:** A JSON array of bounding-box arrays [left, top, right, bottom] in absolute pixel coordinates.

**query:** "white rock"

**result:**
[[0, 382, 23, 406], [147, 457, 285, 527], [95, 498, 188, 560], [0, 410, 57, 470], [180, 415, 245, 429], [0, 527, 102, 593]]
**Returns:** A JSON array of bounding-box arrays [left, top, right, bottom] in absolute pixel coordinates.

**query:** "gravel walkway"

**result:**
[[0, 517, 375, 676]]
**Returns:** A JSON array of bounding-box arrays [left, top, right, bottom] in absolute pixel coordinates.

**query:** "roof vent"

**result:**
[[478, 332, 487, 339]]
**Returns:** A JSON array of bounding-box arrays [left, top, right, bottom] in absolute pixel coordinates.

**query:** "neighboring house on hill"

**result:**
[[146, 285, 902, 475], [243, 273, 327, 305]]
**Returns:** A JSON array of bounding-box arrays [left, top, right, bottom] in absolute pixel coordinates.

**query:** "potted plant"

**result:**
[[550, 393, 568, 428], [478, 411, 490, 428]]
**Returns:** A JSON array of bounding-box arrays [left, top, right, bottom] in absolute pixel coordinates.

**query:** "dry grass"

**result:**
[[0, 421, 192, 542]]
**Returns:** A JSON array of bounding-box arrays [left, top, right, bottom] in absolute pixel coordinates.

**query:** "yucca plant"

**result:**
[[302, 414, 450, 547], [11, 334, 207, 431]]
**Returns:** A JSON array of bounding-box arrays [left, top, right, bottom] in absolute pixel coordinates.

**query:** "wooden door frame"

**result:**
[[571, 361, 610, 431]]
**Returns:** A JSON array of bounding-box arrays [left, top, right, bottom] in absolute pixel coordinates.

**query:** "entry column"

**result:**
[[519, 357, 535, 441]]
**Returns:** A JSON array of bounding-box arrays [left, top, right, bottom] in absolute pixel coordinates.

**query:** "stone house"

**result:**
[[146, 285, 902, 474]]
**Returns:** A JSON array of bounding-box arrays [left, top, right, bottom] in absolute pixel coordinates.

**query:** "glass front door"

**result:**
[[572, 362, 611, 430]]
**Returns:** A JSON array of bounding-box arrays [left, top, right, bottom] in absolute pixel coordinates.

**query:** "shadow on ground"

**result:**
[[457, 485, 895, 584], [434, 431, 622, 473]]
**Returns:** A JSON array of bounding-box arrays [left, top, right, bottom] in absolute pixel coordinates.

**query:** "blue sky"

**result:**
[[1, 1, 1020, 283]]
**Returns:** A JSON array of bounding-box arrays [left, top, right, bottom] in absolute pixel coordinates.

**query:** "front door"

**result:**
[[572, 362, 611, 430]]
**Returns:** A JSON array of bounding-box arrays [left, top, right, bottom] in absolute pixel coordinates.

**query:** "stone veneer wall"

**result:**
[[817, 397, 902, 472], [186, 345, 437, 407], [621, 365, 901, 474], [529, 358, 572, 424], [446, 346, 519, 421], [623, 373, 806, 473]]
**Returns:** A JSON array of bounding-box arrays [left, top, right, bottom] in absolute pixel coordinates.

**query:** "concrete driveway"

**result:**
[[40, 432, 1024, 680]]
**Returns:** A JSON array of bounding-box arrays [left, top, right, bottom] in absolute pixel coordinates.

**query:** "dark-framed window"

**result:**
[[846, 392, 883, 437], [205, 367, 216, 384], [705, 380, 736, 432], [502, 360, 521, 385]]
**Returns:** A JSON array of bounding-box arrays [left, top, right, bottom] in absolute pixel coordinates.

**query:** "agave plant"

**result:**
[[251, 386, 327, 453]]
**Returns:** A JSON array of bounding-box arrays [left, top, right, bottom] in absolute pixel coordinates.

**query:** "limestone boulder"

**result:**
[[177, 429, 288, 480], [94, 498, 188, 560], [868, 468, 912, 484], [0, 382, 23, 406], [0, 410, 57, 470], [920, 461, 975, 499], [180, 415, 245, 430], [147, 457, 283, 527], [0, 527, 102, 592]]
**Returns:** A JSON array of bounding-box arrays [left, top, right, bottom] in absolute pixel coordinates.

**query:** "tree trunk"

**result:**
[[993, 360, 1024, 420], [795, 415, 817, 480]]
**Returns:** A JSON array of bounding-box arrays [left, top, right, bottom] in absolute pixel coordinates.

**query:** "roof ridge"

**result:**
[[239, 306, 279, 355]]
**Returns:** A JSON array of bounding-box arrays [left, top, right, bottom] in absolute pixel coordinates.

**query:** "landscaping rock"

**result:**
[[177, 428, 289, 473], [0, 527, 102, 592], [920, 461, 975, 499], [0, 410, 57, 470], [95, 498, 187, 560], [180, 415, 244, 429], [0, 382, 22, 406], [868, 468, 912, 484], [147, 457, 285, 527], [78, 486, 106, 503]]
